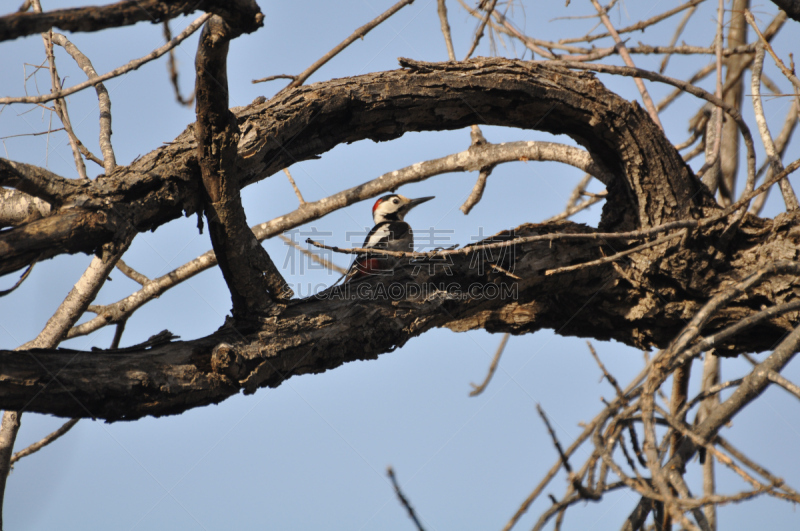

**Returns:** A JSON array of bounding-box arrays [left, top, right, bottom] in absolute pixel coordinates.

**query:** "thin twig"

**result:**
[[274, 0, 415, 91], [544, 230, 685, 276], [115, 259, 150, 285], [767, 371, 800, 401], [459, 127, 494, 214], [163, 20, 194, 106], [0, 13, 212, 105], [437, 0, 456, 61], [464, 0, 498, 60], [659, 4, 698, 73], [558, 0, 704, 46], [537, 404, 572, 473], [50, 32, 116, 174], [279, 234, 347, 275], [716, 436, 800, 499], [39, 16, 87, 179], [587, 342, 623, 397], [283, 168, 305, 204], [9, 418, 79, 464], [0, 259, 37, 297], [751, 43, 799, 210], [386, 467, 426, 531], [543, 195, 604, 222], [251, 74, 296, 84], [589, 0, 663, 130], [696, 0, 725, 185], [750, 102, 799, 215], [745, 10, 800, 93], [110, 319, 126, 350], [469, 333, 509, 396]]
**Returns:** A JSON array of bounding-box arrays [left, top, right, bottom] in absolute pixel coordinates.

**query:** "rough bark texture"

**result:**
[[1, 58, 797, 421], [0, 0, 253, 42], [2, 211, 799, 421], [0, 59, 714, 278], [192, 12, 288, 316]]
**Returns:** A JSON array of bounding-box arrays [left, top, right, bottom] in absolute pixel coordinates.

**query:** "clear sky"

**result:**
[[1, 1, 799, 530]]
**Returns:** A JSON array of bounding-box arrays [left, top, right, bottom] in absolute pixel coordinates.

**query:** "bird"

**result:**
[[345, 194, 434, 281]]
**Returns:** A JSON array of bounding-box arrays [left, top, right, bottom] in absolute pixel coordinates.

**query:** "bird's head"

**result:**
[[371, 194, 434, 224]]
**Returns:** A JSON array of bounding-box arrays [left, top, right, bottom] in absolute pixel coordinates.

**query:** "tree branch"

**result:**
[[0, 58, 714, 278], [0, 0, 241, 43], [193, 11, 289, 314]]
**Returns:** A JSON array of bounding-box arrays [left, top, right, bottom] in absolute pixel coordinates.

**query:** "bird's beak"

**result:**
[[408, 196, 434, 209]]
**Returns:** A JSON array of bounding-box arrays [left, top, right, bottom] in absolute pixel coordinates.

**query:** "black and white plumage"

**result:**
[[346, 194, 434, 281]]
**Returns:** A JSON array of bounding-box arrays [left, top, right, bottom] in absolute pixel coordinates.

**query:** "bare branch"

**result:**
[[21, 238, 133, 350], [766, 371, 800, 401], [283, 168, 305, 205], [459, 127, 495, 214], [50, 32, 116, 174], [468, 333, 508, 396], [588, 342, 623, 397], [115, 259, 150, 285], [750, 43, 799, 210], [194, 13, 290, 312], [37, 10, 88, 180], [750, 100, 799, 214], [0, 13, 212, 105], [64, 139, 609, 338], [163, 20, 194, 106], [0, 0, 223, 42], [0, 411, 21, 531], [589, 0, 663, 130], [0, 259, 36, 297], [436, 0, 456, 61], [659, 3, 698, 72], [271, 0, 415, 90], [250, 73, 295, 84], [463, 0, 497, 60], [745, 10, 800, 92], [387, 467, 426, 531], [9, 418, 79, 465], [559, 0, 704, 45], [547, 59, 757, 210], [279, 234, 347, 275]]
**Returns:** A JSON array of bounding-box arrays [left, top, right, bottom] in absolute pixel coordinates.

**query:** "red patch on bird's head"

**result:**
[[372, 197, 385, 213]]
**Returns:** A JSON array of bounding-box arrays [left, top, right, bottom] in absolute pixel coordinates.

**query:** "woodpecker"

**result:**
[[345, 194, 434, 281]]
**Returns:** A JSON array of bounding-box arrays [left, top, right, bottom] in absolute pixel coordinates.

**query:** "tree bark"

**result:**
[[1, 210, 799, 420], [0, 58, 715, 278], [0, 0, 254, 42], [193, 12, 288, 315], [1, 58, 797, 421]]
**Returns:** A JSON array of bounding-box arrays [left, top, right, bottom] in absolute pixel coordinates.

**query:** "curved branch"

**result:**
[[0, 58, 713, 278], [63, 141, 613, 339]]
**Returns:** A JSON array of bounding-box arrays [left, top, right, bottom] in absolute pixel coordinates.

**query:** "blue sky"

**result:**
[[1, 1, 799, 529]]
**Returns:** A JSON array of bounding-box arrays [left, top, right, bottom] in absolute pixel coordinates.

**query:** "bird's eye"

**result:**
[[393, 199, 399, 204]]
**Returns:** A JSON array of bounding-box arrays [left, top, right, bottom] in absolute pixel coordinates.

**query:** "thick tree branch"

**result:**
[[0, 58, 714, 278], [193, 11, 289, 314], [63, 140, 610, 339], [1, 212, 799, 420], [0, 0, 245, 42]]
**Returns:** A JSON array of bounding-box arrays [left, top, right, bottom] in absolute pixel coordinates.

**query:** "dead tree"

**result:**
[[1, 1, 799, 529]]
